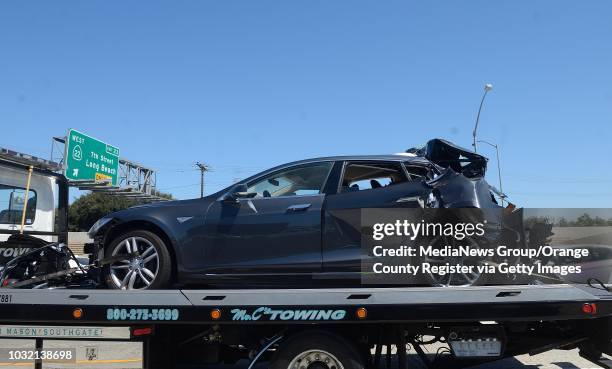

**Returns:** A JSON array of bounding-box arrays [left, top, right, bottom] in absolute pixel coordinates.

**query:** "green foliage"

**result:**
[[555, 213, 612, 227], [68, 191, 174, 231], [524, 216, 552, 228], [576, 213, 593, 226], [152, 190, 174, 200], [526, 214, 612, 227], [523, 216, 554, 247]]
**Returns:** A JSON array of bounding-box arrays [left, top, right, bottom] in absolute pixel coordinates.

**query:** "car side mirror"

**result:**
[[221, 184, 257, 202], [234, 191, 257, 199]]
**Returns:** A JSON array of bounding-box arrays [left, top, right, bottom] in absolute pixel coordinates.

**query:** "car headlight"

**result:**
[[87, 217, 113, 238]]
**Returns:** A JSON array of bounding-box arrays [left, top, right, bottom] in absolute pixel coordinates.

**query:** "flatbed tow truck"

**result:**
[[1, 283, 612, 369], [1, 146, 612, 369]]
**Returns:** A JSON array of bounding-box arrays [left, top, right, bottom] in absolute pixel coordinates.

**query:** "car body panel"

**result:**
[[90, 139, 510, 288], [95, 199, 205, 274], [322, 172, 431, 273], [202, 194, 325, 274]]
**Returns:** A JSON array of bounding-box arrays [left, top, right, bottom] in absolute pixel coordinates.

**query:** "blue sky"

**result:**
[[1, 1, 611, 207]]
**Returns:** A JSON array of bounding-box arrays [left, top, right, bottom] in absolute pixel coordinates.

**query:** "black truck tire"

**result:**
[[270, 331, 366, 369]]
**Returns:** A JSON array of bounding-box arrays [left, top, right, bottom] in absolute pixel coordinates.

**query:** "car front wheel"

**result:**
[[104, 230, 172, 290]]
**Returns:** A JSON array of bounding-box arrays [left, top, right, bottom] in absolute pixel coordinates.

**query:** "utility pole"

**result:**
[[195, 162, 210, 198]]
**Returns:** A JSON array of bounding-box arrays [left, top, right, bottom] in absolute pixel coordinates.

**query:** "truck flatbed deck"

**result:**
[[2, 284, 612, 369], [1, 284, 610, 325]]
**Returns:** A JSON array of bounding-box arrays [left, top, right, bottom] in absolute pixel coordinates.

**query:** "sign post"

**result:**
[[65, 129, 120, 186]]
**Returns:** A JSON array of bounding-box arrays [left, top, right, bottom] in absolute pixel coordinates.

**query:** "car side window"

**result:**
[[247, 162, 333, 198], [340, 162, 407, 193], [0, 184, 37, 225], [404, 164, 430, 180]]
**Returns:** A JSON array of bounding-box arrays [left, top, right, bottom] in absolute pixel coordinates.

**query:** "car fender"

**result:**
[[96, 215, 183, 267], [427, 169, 493, 209]]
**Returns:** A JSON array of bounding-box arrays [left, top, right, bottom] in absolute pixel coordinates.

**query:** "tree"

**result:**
[[575, 213, 594, 227], [151, 190, 174, 200], [594, 216, 607, 226], [69, 191, 174, 231]]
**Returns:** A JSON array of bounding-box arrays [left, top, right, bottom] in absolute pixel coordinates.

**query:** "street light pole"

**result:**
[[477, 140, 504, 206], [472, 83, 493, 153]]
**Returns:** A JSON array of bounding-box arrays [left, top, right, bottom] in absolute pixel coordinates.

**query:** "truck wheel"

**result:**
[[104, 230, 172, 290], [270, 332, 366, 369]]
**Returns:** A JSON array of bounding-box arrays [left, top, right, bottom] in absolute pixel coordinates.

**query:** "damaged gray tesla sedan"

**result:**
[[88, 139, 515, 289]]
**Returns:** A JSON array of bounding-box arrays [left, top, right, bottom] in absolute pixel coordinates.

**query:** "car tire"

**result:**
[[104, 230, 172, 290], [269, 331, 366, 369], [418, 234, 491, 287]]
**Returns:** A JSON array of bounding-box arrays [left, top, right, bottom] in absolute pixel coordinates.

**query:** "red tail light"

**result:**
[[582, 303, 597, 315], [132, 327, 153, 336]]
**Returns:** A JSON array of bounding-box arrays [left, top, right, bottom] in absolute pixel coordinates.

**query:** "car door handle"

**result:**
[[286, 204, 311, 212]]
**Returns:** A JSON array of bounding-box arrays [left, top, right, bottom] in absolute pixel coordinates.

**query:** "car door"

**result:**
[[203, 161, 334, 275], [322, 160, 432, 273]]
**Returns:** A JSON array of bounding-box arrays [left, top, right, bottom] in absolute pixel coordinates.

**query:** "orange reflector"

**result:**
[[133, 327, 153, 336], [210, 308, 221, 320], [582, 303, 597, 315], [356, 307, 367, 320], [72, 308, 83, 319]]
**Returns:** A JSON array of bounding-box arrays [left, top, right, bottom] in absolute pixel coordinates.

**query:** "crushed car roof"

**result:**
[[268, 154, 432, 169], [274, 139, 486, 169]]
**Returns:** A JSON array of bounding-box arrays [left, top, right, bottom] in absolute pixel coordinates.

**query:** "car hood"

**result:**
[[129, 199, 190, 209], [108, 197, 207, 218]]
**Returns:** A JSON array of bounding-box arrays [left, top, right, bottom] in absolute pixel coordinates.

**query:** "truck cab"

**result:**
[[0, 150, 68, 266]]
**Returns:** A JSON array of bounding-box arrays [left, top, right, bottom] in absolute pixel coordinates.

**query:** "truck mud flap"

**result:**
[[577, 317, 612, 369], [579, 345, 612, 369]]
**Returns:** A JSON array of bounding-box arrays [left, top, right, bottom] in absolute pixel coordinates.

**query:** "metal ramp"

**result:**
[[0, 147, 62, 172]]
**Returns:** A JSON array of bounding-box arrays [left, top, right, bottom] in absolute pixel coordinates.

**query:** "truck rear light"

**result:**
[[132, 327, 153, 336], [582, 303, 597, 315]]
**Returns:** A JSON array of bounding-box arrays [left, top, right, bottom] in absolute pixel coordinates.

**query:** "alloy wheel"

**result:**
[[109, 236, 159, 290], [424, 235, 487, 287]]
